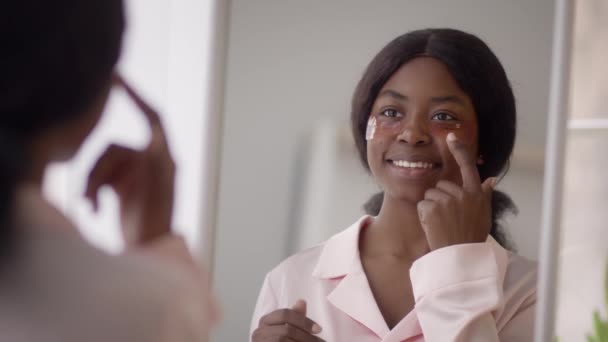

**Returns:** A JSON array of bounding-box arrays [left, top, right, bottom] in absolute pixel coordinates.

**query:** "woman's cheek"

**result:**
[[367, 139, 383, 160]]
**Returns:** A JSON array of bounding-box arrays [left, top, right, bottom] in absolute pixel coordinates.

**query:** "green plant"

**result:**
[[587, 262, 608, 342]]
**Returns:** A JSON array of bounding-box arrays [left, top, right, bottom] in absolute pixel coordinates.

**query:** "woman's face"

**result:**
[[366, 57, 479, 203]]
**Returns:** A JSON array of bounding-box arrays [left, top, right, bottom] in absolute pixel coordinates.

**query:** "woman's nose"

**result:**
[[396, 119, 431, 145]]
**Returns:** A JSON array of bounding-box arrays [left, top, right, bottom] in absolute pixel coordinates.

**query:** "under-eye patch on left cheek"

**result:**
[[431, 121, 478, 146], [429, 121, 463, 137], [433, 121, 462, 131], [365, 116, 377, 141]]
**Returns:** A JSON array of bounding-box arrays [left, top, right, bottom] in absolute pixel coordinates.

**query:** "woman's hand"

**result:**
[[84, 74, 175, 245], [252, 300, 325, 342], [417, 132, 496, 251]]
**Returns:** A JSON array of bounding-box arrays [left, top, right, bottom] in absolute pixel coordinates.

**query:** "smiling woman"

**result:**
[[365, 58, 481, 206], [250, 29, 535, 342], [354, 30, 517, 250]]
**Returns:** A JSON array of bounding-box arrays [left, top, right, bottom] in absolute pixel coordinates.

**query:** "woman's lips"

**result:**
[[390, 160, 434, 169], [386, 159, 440, 179]]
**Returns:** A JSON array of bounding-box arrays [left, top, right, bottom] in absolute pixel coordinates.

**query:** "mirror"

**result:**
[[212, 1, 555, 340]]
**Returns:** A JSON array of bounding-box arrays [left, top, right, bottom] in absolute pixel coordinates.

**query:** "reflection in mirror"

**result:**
[[213, 1, 554, 341]]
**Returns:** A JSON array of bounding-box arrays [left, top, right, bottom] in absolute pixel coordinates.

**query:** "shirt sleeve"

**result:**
[[126, 234, 221, 341], [410, 238, 519, 342], [250, 273, 280, 341]]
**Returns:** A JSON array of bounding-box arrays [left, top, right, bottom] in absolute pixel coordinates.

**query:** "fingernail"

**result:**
[[447, 132, 457, 142], [490, 177, 498, 188], [312, 323, 322, 334]]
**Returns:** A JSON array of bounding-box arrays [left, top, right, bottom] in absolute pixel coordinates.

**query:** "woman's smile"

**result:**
[[385, 154, 441, 180]]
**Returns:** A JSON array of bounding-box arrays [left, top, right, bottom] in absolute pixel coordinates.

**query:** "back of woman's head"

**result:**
[[0, 0, 125, 259], [351, 28, 517, 248]]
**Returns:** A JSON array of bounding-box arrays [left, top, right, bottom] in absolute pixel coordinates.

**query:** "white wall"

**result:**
[[213, 1, 554, 340], [43, 0, 214, 256]]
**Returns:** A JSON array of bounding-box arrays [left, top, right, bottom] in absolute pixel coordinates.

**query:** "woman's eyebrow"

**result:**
[[378, 89, 407, 101], [378, 90, 466, 107]]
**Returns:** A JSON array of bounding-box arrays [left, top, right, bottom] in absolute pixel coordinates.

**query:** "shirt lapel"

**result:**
[[312, 216, 390, 339], [327, 263, 390, 339], [384, 310, 423, 341]]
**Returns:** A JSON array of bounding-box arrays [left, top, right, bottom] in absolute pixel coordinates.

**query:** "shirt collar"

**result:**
[[311, 215, 372, 279], [311, 215, 508, 280]]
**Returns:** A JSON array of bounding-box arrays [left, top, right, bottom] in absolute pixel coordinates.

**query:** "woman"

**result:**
[[0, 1, 217, 341], [251, 29, 536, 341]]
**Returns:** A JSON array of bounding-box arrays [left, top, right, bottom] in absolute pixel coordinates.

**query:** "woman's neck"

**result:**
[[25, 138, 53, 186], [14, 183, 77, 233], [361, 194, 430, 261], [15, 137, 79, 232]]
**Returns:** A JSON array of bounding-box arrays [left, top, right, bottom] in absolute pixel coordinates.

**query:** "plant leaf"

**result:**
[[605, 260, 608, 313]]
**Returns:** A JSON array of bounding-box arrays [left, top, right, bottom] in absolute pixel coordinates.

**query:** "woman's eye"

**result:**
[[432, 112, 456, 121], [381, 109, 400, 118]]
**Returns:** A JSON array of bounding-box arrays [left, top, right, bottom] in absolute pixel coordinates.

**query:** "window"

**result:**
[[555, 0, 608, 340]]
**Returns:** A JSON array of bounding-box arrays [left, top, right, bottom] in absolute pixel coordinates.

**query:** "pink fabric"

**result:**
[[11, 186, 219, 341], [251, 216, 536, 342]]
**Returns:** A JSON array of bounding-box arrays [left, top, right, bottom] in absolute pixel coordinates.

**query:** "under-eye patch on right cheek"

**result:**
[[365, 116, 377, 141]]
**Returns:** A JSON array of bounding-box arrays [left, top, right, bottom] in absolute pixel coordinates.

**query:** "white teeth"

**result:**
[[391, 160, 433, 169]]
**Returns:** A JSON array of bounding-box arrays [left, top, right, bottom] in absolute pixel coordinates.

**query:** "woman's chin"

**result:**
[[384, 186, 429, 205]]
